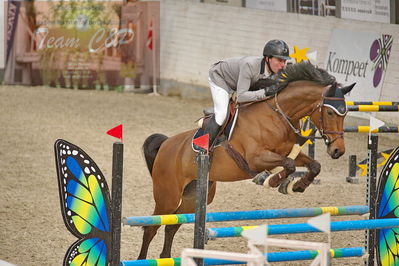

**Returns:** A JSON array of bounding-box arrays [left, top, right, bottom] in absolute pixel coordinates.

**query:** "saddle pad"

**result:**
[[192, 128, 206, 152], [191, 109, 239, 153]]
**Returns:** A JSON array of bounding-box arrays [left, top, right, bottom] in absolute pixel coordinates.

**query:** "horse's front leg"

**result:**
[[278, 151, 321, 194], [251, 150, 296, 187]]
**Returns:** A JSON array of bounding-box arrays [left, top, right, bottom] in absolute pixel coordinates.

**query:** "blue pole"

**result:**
[[122, 205, 368, 226], [120, 247, 365, 265], [207, 218, 399, 238]]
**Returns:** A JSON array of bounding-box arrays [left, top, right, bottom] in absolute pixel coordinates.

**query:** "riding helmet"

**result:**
[[263, 40, 291, 60]]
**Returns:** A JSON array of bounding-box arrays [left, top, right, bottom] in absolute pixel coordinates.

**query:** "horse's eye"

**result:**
[[327, 109, 334, 116]]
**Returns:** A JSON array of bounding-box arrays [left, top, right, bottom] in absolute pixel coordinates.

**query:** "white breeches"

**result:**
[[209, 78, 230, 126]]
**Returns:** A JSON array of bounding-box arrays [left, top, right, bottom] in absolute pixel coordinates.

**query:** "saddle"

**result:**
[[192, 100, 238, 153]]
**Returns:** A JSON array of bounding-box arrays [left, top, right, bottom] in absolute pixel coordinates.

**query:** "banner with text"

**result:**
[[324, 29, 393, 101], [12, 1, 159, 90], [341, 0, 390, 23]]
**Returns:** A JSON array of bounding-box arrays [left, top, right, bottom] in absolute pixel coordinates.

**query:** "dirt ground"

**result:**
[[1, 85, 398, 266]]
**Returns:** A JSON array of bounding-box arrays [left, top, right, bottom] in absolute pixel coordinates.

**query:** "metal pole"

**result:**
[[308, 123, 316, 159], [193, 153, 210, 266], [390, 0, 397, 24], [346, 155, 358, 184], [312, 0, 315, 15], [365, 135, 378, 266], [111, 142, 123, 266], [335, 0, 341, 18]]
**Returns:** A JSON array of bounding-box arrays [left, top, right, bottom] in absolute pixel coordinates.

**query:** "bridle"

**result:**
[[306, 86, 348, 146], [271, 84, 347, 147]]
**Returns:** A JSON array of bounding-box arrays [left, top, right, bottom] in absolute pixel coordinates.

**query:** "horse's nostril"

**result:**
[[333, 148, 342, 158]]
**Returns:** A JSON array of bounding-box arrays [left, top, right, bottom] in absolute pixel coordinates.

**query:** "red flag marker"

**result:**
[[107, 124, 123, 141], [193, 134, 209, 153], [146, 20, 153, 50]]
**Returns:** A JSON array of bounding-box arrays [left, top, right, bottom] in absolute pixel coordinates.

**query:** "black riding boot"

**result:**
[[204, 116, 221, 150]]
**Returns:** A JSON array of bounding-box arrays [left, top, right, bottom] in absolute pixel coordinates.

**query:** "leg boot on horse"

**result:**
[[278, 151, 321, 194]]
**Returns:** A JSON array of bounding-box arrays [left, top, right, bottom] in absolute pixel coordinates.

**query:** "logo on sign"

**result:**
[[370, 34, 393, 88]]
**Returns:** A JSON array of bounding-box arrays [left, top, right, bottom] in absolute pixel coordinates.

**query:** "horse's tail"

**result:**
[[142, 133, 168, 175]]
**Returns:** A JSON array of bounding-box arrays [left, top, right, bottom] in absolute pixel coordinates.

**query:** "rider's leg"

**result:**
[[207, 78, 229, 148]]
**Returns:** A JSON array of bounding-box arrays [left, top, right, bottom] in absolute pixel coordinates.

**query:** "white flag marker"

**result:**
[[369, 116, 385, 131], [307, 51, 318, 64], [241, 225, 267, 245], [307, 213, 331, 233]]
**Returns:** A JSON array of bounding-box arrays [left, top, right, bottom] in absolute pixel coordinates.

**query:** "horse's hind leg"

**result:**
[[138, 184, 184, 260], [160, 181, 217, 258], [138, 225, 162, 259]]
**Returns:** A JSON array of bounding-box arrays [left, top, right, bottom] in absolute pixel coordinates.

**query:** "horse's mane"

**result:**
[[250, 62, 336, 92], [279, 62, 336, 86], [278, 61, 336, 86]]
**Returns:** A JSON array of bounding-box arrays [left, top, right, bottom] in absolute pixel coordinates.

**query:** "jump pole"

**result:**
[[346, 101, 399, 106], [193, 152, 210, 266], [345, 126, 399, 133], [122, 205, 368, 226], [347, 105, 399, 112], [206, 218, 399, 238], [111, 142, 123, 266], [365, 134, 378, 266], [121, 247, 365, 265]]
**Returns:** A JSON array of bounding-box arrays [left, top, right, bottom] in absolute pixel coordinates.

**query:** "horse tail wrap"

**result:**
[[142, 133, 168, 175]]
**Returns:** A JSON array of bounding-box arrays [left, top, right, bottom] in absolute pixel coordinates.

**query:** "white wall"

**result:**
[[159, 0, 399, 122]]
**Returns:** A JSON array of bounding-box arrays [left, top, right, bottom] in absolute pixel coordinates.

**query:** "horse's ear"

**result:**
[[325, 83, 337, 97], [341, 83, 356, 95]]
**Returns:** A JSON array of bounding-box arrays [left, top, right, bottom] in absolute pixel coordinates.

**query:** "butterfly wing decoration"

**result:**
[[54, 139, 111, 266], [375, 146, 399, 265]]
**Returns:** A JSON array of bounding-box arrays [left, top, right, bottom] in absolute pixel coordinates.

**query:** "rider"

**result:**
[[205, 39, 291, 148]]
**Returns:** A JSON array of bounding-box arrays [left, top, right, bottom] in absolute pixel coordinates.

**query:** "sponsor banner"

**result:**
[[341, 0, 390, 23], [325, 29, 393, 101], [14, 1, 159, 89], [245, 0, 287, 12]]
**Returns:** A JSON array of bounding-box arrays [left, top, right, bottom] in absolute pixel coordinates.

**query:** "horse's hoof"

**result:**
[[278, 178, 296, 195], [252, 171, 269, 185], [292, 185, 306, 193]]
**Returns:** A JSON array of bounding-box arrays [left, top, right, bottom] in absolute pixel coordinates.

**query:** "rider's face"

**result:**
[[268, 57, 287, 74]]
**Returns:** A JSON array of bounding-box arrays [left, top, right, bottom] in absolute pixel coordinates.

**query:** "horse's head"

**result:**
[[310, 82, 355, 159]]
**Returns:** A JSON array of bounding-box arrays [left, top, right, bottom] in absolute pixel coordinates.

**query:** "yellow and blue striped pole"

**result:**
[[122, 205, 368, 226]]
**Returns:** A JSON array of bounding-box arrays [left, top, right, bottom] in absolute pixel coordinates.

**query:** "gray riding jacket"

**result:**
[[209, 56, 271, 103]]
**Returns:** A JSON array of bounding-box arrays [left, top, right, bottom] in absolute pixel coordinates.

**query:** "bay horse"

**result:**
[[138, 62, 355, 259]]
